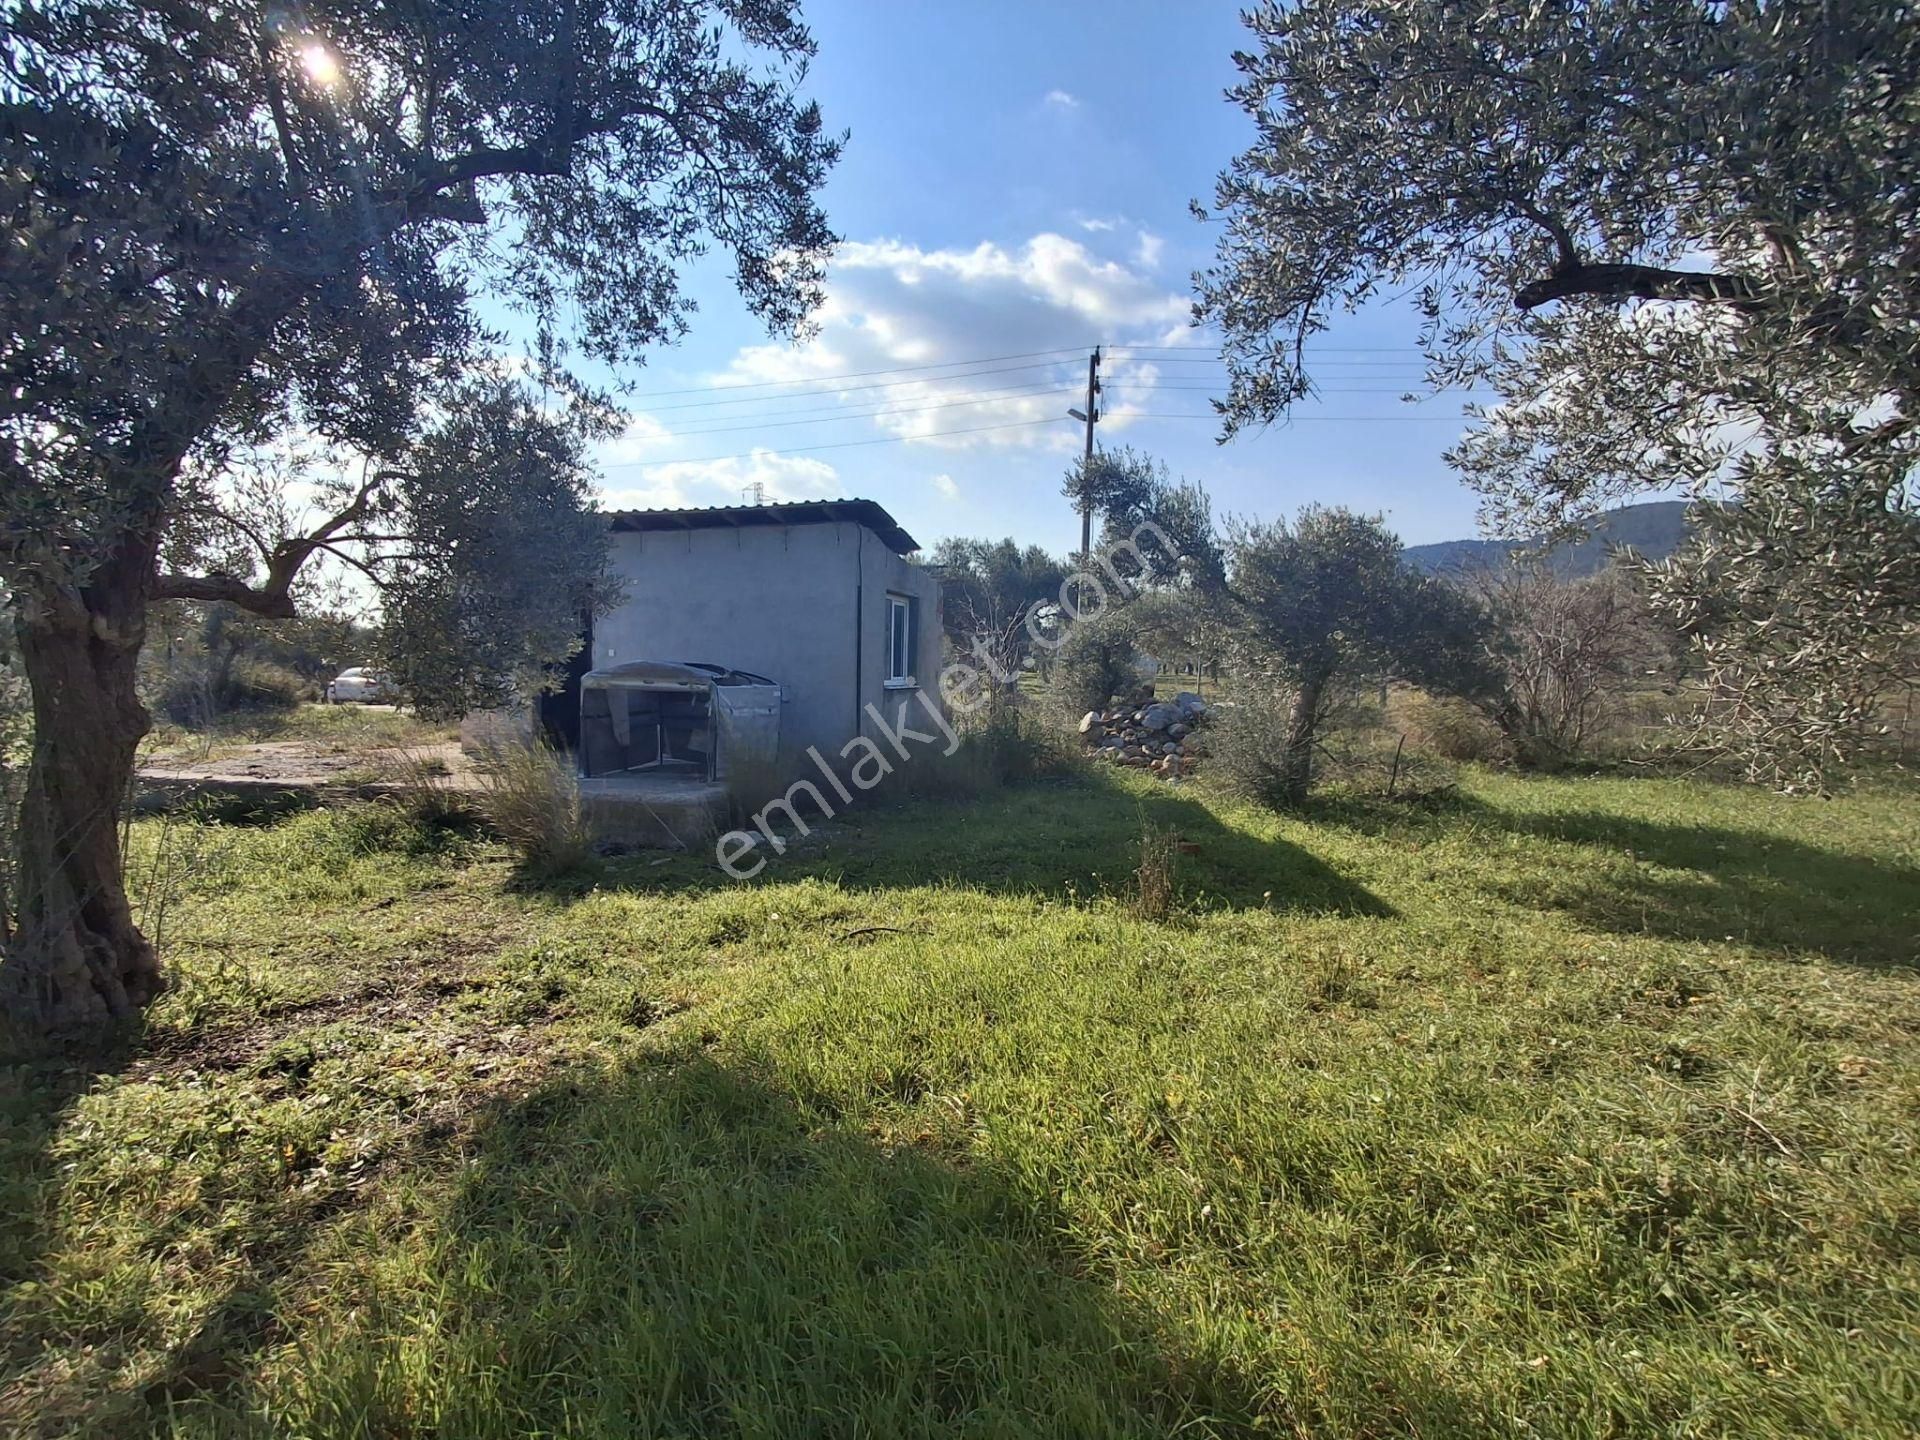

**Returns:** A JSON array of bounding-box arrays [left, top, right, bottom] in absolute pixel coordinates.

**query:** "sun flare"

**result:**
[[300, 42, 341, 88]]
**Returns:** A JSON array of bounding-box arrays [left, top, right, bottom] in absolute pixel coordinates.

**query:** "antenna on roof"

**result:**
[[741, 480, 767, 505]]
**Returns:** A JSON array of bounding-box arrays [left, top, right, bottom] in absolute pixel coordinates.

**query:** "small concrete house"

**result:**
[[579, 498, 944, 770]]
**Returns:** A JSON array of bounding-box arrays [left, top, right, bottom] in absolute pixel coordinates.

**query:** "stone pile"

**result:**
[[1078, 688, 1211, 779]]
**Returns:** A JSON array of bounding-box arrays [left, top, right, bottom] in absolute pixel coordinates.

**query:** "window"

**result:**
[[886, 593, 916, 686]]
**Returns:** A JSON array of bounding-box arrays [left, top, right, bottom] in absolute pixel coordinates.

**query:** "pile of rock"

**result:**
[[1078, 688, 1211, 779]]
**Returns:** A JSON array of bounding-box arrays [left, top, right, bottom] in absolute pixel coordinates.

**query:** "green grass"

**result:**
[[2, 766, 1917, 1437]]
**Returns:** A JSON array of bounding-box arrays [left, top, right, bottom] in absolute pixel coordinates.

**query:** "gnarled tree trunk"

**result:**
[[2, 556, 161, 1038], [1278, 670, 1328, 807]]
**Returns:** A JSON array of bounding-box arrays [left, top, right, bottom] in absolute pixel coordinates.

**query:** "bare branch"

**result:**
[[150, 572, 297, 618], [1510, 199, 1580, 272], [1516, 262, 1768, 312]]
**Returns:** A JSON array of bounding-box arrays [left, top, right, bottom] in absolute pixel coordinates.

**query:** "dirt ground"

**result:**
[[138, 738, 478, 790]]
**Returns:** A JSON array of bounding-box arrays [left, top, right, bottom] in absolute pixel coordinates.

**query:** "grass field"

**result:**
[[2, 764, 1916, 1436]]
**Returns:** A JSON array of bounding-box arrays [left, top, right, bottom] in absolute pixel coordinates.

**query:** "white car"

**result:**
[[324, 667, 395, 704]]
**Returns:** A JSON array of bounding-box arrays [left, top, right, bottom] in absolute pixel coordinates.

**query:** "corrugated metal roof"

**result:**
[[604, 498, 918, 555]]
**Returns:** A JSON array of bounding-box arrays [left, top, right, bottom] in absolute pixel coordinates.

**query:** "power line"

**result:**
[[599, 415, 1067, 471], [1107, 383, 1481, 394], [631, 359, 1086, 415], [614, 341, 1429, 414], [646, 366, 1441, 424], [1106, 343, 1426, 355], [635, 373, 1448, 433], [621, 345, 1096, 401], [625, 375, 1466, 441], [1107, 359, 1435, 370], [661, 386, 1076, 438], [601, 408, 1478, 474], [1113, 411, 1469, 422]]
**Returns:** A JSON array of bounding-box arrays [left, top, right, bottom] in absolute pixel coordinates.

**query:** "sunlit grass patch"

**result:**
[[1, 766, 1916, 1436]]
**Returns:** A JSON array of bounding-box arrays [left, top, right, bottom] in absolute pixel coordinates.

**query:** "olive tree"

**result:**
[[1222, 507, 1495, 806], [1197, 0, 1919, 789], [1065, 447, 1222, 590], [375, 380, 620, 719], [1049, 449, 1224, 712], [1642, 480, 1920, 787], [0, 0, 839, 1038]]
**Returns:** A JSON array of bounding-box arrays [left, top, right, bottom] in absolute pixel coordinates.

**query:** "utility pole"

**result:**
[[1069, 346, 1101, 562]]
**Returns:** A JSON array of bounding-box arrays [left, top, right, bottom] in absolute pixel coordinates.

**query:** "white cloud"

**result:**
[[691, 232, 1191, 453], [1133, 230, 1165, 270], [597, 412, 673, 466], [599, 450, 840, 512], [1044, 89, 1079, 110], [930, 473, 959, 500]]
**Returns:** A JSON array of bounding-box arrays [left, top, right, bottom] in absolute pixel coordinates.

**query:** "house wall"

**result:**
[[850, 525, 945, 756], [595, 521, 943, 768]]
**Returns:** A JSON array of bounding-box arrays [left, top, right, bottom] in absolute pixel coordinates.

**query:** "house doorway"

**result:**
[[536, 611, 594, 752]]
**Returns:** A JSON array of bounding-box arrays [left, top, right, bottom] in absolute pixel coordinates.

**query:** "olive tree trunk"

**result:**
[[1277, 671, 1329, 807], [1, 558, 161, 1038]]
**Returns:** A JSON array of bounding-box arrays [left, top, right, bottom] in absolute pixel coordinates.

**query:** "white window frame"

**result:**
[[885, 593, 915, 687]]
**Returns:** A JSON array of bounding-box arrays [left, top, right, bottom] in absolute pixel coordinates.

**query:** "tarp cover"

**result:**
[[580, 660, 776, 689], [578, 661, 781, 778]]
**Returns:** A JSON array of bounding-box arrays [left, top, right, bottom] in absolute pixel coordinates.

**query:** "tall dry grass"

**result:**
[[1129, 821, 1180, 921], [474, 737, 592, 877]]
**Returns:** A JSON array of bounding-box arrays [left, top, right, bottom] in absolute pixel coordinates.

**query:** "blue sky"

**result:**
[[583, 1, 1493, 555]]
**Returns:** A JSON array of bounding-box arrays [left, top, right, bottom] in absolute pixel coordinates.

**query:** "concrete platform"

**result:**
[[134, 744, 728, 853]]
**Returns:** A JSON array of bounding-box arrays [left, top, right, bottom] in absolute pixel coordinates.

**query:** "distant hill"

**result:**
[[1404, 501, 1690, 578]]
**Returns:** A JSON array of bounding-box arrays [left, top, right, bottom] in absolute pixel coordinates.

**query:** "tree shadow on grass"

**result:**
[[0, 1048, 1511, 1438], [1358, 790, 1920, 971], [0, 1017, 182, 1316], [0, 1003, 478, 1437], [0, 1052, 466, 1440], [0, 1053, 106, 1292], [0, 1042, 175, 1437], [223, 1055, 1503, 1439], [584, 771, 1393, 919]]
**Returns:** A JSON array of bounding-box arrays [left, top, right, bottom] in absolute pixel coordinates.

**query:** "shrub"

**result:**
[[475, 737, 592, 877], [230, 658, 309, 711], [1389, 689, 1505, 764], [724, 703, 1080, 833], [154, 656, 307, 729], [1466, 563, 1675, 770], [1214, 687, 1471, 808], [153, 662, 220, 729], [1314, 728, 1460, 800], [902, 703, 1081, 800], [378, 746, 475, 831], [964, 704, 1080, 785], [1048, 609, 1145, 717], [1207, 691, 1306, 810]]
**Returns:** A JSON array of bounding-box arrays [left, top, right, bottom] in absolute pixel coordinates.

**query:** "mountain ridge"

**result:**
[[1404, 500, 1690, 578]]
